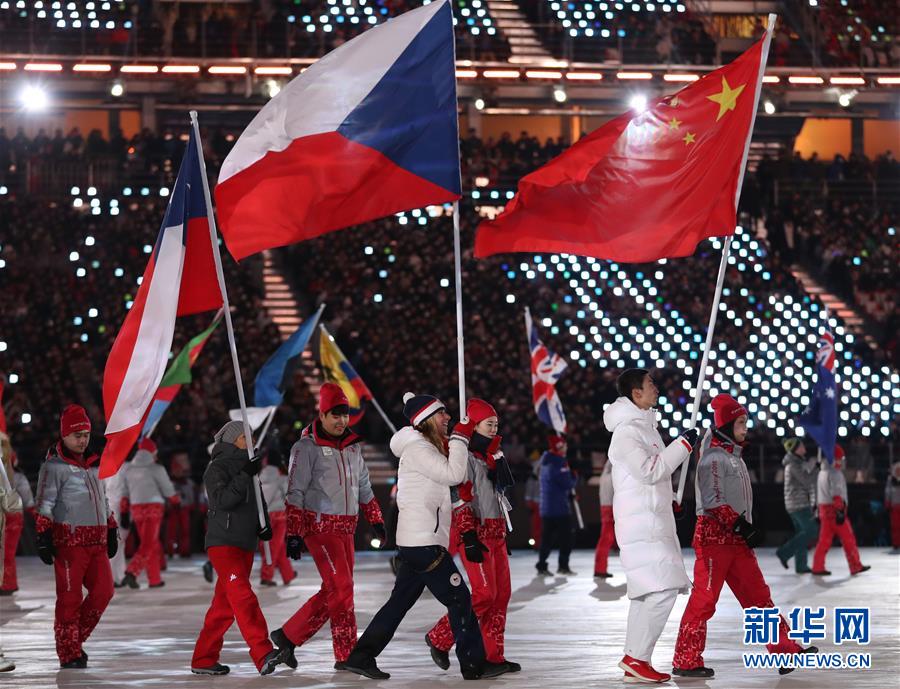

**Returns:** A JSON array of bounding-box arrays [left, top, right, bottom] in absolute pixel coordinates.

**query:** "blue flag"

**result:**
[[254, 308, 323, 408], [799, 327, 838, 462]]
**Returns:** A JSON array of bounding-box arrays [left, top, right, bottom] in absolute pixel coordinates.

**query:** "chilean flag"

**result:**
[[525, 308, 568, 434], [215, 0, 461, 261], [100, 130, 222, 478]]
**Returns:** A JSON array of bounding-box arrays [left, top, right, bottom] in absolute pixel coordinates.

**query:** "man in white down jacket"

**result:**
[[603, 368, 698, 684]]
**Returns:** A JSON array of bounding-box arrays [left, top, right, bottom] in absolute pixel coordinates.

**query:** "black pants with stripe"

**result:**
[[347, 545, 485, 675]]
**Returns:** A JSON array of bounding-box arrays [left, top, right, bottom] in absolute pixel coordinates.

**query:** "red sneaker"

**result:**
[[618, 655, 671, 683]]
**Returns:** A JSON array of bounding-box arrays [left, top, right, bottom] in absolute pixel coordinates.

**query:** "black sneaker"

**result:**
[[336, 659, 391, 680], [777, 551, 790, 570], [259, 648, 284, 676], [462, 661, 510, 679], [503, 660, 522, 673], [0, 589, 15, 596], [851, 565, 871, 575], [191, 663, 230, 675], [260, 579, 277, 587], [122, 572, 139, 589], [594, 572, 613, 579], [271, 628, 298, 669], [425, 634, 450, 671], [811, 570, 832, 576], [60, 656, 87, 669], [778, 646, 818, 675], [535, 564, 552, 576], [202, 560, 214, 583], [557, 568, 577, 576], [673, 666, 715, 677]]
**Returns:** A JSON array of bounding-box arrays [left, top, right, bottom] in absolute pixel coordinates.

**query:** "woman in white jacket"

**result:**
[[341, 393, 505, 682], [603, 369, 698, 685]]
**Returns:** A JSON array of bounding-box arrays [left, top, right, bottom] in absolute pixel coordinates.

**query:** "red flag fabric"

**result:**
[[475, 33, 770, 263]]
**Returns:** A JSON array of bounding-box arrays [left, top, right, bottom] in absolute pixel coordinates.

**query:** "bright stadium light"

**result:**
[[474, 97, 485, 111], [265, 79, 281, 98], [19, 84, 48, 111], [763, 99, 776, 115], [110, 80, 124, 97], [629, 94, 647, 112], [553, 85, 567, 103]]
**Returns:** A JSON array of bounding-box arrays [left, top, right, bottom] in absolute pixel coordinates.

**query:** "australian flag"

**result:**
[[524, 308, 568, 434], [799, 326, 838, 462]]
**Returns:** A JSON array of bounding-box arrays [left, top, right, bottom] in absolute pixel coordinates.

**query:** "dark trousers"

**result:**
[[775, 507, 818, 572], [347, 545, 485, 675], [538, 515, 573, 570]]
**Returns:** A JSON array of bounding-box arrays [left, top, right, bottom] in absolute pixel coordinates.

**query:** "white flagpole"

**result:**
[[319, 323, 397, 434], [675, 14, 777, 505], [452, 201, 467, 411], [253, 406, 278, 452], [189, 111, 271, 563]]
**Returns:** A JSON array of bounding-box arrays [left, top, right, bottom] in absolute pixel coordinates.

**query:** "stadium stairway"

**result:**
[[791, 266, 877, 349], [488, 0, 553, 63], [261, 250, 322, 394]]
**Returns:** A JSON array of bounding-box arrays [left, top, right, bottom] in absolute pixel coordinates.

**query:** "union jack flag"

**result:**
[[799, 322, 838, 462], [524, 307, 568, 433]]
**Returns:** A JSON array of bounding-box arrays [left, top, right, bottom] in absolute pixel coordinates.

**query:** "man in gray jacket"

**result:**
[[775, 438, 818, 573]]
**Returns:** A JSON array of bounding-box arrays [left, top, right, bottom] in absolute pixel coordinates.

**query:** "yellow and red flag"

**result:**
[[475, 25, 772, 263]]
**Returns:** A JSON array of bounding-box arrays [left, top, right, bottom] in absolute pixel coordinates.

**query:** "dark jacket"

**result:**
[[539, 451, 577, 518], [204, 442, 269, 551]]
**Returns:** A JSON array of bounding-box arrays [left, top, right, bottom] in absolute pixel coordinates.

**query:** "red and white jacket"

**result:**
[[286, 422, 383, 537], [35, 443, 117, 546], [693, 432, 753, 547]]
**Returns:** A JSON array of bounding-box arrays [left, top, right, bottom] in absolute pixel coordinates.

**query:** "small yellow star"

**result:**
[[668, 117, 682, 131], [706, 76, 746, 121], [683, 132, 696, 145]]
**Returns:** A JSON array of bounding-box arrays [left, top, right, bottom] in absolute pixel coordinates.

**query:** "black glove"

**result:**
[[37, 530, 55, 565], [732, 515, 763, 548], [241, 457, 262, 476], [258, 524, 273, 541], [286, 535, 306, 560], [120, 510, 131, 530], [680, 428, 700, 450], [107, 527, 119, 558], [373, 522, 387, 547], [462, 530, 488, 563], [835, 509, 846, 526]]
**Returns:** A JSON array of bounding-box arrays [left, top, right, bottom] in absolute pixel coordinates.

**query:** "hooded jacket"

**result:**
[[204, 442, 269, 551], [539, 451, 576, 517], [34, 443, 116, 546], [285, 421, 382, 537], [392, 426, 468, 548], [603, 396, 691, 599], [122, 449, 177, 506], [782, 451, 817, 513]]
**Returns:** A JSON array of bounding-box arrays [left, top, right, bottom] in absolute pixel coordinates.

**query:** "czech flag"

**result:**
[[139, 312, 222, 440], [215, 0, 461, 261], [319, 325, 373, 426], [525, 308, 568, 434], [100, 130, 222, 478]]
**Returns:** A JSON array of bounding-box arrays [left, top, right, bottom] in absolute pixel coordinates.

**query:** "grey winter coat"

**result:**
[[204, 442, 269, 551], [695, 435, 753, 522], [781, 451, 817, 513], [35, 445, 113, 535], [123, 449, 176, 505]]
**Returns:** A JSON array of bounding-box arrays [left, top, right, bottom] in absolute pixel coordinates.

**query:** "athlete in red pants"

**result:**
[[426, 399, 520, 674], [258, 459, 295, 585], [34, 405, 118, 668], [673, 395, 816, 678], [121, 440, 179, 588], [593, 459, 615, 578], [191, 421, 283, 676], [2, 448, 34, 594], [271, 385, 386, 667], [812, 446, 869, 575]]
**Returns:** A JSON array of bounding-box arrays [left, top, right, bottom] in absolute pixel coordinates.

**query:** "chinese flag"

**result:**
[[475, 31, 771, 263]]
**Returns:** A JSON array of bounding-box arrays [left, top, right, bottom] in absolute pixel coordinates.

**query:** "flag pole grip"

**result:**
[[190, 110, 271, 565]]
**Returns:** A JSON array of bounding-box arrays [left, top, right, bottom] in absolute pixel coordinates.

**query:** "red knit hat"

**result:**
[[60, 404, 91, 437], [711, 394, 747, 429], [466, 398, 498, 425], [548, 434, 567, 455], [138, 437, 158, 454], [319, 382, 350, 414]]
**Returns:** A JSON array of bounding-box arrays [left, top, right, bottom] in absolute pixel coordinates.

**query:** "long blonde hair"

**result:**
[[417, 415, 447, 457]]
